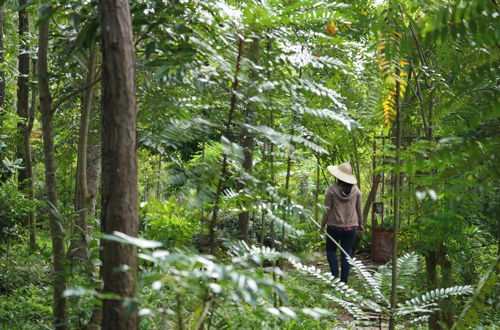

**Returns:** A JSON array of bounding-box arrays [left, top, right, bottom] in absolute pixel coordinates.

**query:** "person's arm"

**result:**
[[356, 190, 365, 231], [321, 188, 333, 231]]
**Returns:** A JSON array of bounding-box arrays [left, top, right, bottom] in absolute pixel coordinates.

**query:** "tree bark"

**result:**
[[438, 246, 454, 327], [350, 131, 361, 190], [362, 173, 382, 223], [237, 37, 259, 242], [389, 75, 402, 330], [87, 144, 101, 218], [209, 36, 244, 255], [17, 0, 34, 234], [281, 116, 295, 253], [0, 5, 4, 109], [0, 6, 7, 184], [410, 62, 431, 139], [27, 59, 37, 248], [68, 44, 98, 270], [314, 154, 320, 222], [99, 0, 138, 328], [38, 13, 68, 329]]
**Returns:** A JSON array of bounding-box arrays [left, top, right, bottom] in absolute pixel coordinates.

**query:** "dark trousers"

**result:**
[[326, 226, 357, 283]]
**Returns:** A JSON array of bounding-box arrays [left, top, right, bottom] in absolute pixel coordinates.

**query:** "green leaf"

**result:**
[[103, 231, 162, 249]]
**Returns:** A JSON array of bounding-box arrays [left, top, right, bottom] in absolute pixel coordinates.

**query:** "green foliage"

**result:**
[[293, 251, 472, 327], [452, 256, 500, 329], [0, 181, 38, 243], [141, 197, 200, 249], [0, 284, 53, 328], [1, 0, 499, 328], [70, 233, 338, 328]]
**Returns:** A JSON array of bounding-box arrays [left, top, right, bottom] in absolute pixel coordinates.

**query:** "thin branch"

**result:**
[[52, 75, 101, 112], [460, 86, 498, 97], [410, 60, 430, 139], [409, 22, 430, 88]]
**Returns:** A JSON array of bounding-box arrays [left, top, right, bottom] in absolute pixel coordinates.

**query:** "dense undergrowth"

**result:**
[[2, 227, 497, 329]]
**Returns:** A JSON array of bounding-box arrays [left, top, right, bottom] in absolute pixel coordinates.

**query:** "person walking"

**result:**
[[320, 162, 364, 283]]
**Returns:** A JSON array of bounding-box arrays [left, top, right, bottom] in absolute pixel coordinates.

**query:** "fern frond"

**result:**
[[323, 293, 369, 319], [292, 104, 354, 129], [400, 285, 473, 312], [290, 260, 361, 299], [374, 252, 419, 292], [242, 124, 328, 154], [265, 210, 304, 237], [300, 307, 330, 320], [409, 314, 430, 325], [220, 136, 245, 162], [288, 78, 346, 110], [396, 252, 419, 277], [227, 240, 291, 266], [349, 257, 388, 305]]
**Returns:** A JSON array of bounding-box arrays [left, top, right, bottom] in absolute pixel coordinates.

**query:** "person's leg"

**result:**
[[326, 227, 340, 278], [339, 228, 357, 283]]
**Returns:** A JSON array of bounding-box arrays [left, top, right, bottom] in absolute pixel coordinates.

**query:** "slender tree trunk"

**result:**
[[260, 142, 267, 246], [237, 37, 260, 242], [27, 59, 37, 248], [0, 7, 7, 185], [85, 144, 102, 330], [281, 117, 295, 253], [439, 247, 454, 327], [17, 0, 33, 228], [270, 141, 275, 250], [87, 144, 101, 218], [69, 44, 98, 270], [0, 6, 4, 109], [282, 154, 292, 251], [99, 0, 138, 328], [314, 154, 320, 221], [38, 14, 68, 329], [410, 62, 430, 139], [363, 173, 382, 222], [156, 154, 161, 199], [350, 131, 361, 190], [209, 36, 244, 255], [389, 76, 402, 330]]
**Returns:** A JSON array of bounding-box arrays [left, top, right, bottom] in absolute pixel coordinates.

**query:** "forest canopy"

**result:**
[[0, 0, 498, 329]]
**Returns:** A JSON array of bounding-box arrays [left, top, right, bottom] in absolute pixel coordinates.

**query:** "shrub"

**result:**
[[141, 197, 199, 248], [0, 181, 38, 244]]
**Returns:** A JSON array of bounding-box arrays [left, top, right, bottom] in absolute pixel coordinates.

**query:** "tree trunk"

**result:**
[[0, 6, 4, 109], [27, 59, 37, 248], [281, 117, 295, 253], [350, 131, 361, 190], [425, 249, 440, 329], [38, 14, 68, 330], [87, 144, 101, 218], [237, 37, 259, 242], [85, 147, 102, 330], [314, 154, 320, 222], [209, 36, 244, 255], [68, 44, 98, 270], [99, 0, 138, 328], [438, 246, 454, 327], [389, 75, 402, 330], [0, 6, 4, 182], [17, 0, 33, 228], [362, 173, 382, 223]]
